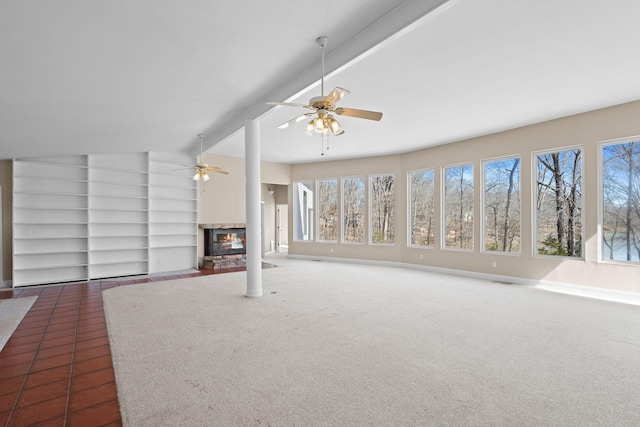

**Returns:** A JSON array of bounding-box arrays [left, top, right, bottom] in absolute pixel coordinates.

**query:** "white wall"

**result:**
[[196, 153, 291, 259]]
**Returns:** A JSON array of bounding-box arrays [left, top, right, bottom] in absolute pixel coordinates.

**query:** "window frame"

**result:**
[[481, 155, 522, 256], [369, 173, 396, 246], [292, 179, 314, 242], [316, 177, 339, 243], [531, 145, 585, 260], [598, 135, 640, 266], [407, 168, 436, 249], [441, 162, 475, 252], [341, 175, 366, 245]]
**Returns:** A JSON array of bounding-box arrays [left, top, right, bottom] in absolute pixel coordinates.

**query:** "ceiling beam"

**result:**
[[193, 0, 452, 157]]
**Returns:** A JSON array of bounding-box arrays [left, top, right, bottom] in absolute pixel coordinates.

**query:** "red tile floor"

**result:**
[[0, 267, 243, 427]]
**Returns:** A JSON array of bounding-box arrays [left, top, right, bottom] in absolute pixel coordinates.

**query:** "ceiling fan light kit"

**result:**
[[180, 134, 229, 182], [267, 36, 382, 155]]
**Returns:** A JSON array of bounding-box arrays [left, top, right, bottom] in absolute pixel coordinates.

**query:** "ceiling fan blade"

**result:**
[[266, 101, 312, 109], [335, 107, 383, 121], [206, 166, 229, 175], [277, 113, 313, 129], [324, 87, 350, 105]]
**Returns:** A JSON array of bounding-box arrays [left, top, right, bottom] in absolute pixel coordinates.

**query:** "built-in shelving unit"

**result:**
[[13, 151, 198, 287], [88, 153, 150, 279], [13, 156, 90, 286], [148, 152, 198, 274]]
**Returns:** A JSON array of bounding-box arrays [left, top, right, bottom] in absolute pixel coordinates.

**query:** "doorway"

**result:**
[[275, 203, 288, 253]]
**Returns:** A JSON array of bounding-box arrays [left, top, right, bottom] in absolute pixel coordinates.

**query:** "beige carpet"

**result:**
[[103, 257, 640, 426], [0, 296, 37, 351]]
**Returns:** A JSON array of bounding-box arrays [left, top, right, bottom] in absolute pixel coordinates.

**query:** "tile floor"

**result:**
[[0, 267, 243, 427]]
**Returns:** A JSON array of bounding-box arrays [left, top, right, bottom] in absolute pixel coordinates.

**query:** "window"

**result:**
[[483, 157, 521, 253], [370, 174, 395, 244], [534, 148, 582, 257], [318, 179, 338, 242], [342, 176, 365, 243], [443, 164, 474, 250], [409, 169, 435, 247], [602, 139, 640, 262], [294, 180, 313, 241]]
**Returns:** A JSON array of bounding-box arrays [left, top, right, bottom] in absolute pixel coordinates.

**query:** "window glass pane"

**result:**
[[535, 149, 582, 257], [602, 140, 640, 262], [483, 158, 521, 252], [409, 169, 435, 247], [318, 179, 338, 242], [342, 177, 365, 243], [370, 174, 395, 244], [294, 180, 313, 241], [444, 164, 474, 250]]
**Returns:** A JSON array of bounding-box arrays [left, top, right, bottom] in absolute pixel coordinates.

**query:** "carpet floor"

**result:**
[[103, 257, 640, 426], [0, 296, 37, 351]]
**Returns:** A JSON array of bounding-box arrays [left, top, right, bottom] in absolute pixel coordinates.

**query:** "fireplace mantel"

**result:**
[[199, 223, 246, 230]]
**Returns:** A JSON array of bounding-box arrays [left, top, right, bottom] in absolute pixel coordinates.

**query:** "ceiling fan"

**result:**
[[179, 134, 228, 181], [267, 36, 383, 150]]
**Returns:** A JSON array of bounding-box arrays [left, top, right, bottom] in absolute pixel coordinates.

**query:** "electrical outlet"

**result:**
[[491, 261, 497, 268], [419, 254, 424, 260], [330, 248, 333, 253]]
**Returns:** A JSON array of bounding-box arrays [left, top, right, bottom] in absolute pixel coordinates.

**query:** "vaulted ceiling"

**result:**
[[2, 0, 640, 164]]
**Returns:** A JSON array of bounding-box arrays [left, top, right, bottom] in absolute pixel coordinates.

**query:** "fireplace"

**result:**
[[204, 227, 246, 256]]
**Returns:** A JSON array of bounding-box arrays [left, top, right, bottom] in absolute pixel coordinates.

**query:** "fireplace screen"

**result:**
[[204, 228, 247, 256]]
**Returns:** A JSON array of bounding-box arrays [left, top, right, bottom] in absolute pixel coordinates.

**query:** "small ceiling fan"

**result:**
[[178, 134, 228, 181], [267, 36, 383, 141]]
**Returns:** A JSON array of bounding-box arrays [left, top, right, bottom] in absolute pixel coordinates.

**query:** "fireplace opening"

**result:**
[[204, 228, 247, 256]]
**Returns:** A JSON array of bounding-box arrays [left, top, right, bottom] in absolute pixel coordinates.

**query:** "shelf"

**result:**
[[14, 263, 89, 272], [14, 222, 89, 225], [89, 165, 148, 175], [15, 160, 88, 169], [90, 234, 149, 238], [14, 192, 88, 199], [89, 194, 149, 200], [14, 249, 88, 256], [149, 209, 197, 214], [14, 236, 88, 240], [14, 206, 87, 211], [147, 180, 195, 187], [151, 233, 197, 237], [148, 196, 197, 202], [150, 244, 197, 249], [91, 259, 148, 266], [89, 221, 148, 225], [14, 176, 89, 184], [89, 246, 149, 251], [89, 208, 148, 212], [89, 179, 148, 188]]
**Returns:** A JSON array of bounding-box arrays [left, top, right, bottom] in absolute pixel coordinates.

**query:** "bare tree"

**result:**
[[343, 177, 365, 243], [318, 179, 338, 241], [410, 169, 435, 246], [371, 175, 395, 244], [484, 158, 520, 252], [536, 149, 582, 256], [602, 141, 640, 262], [445, 164, 473, 249]]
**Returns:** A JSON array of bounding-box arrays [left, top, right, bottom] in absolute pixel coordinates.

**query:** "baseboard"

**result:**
[[287, 254, 404, 269], [287, 254, 640, 306], [1, 280, 13, 288]]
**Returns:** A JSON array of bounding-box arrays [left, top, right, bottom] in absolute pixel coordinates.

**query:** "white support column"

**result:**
[[245, 119, 263, 298]]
